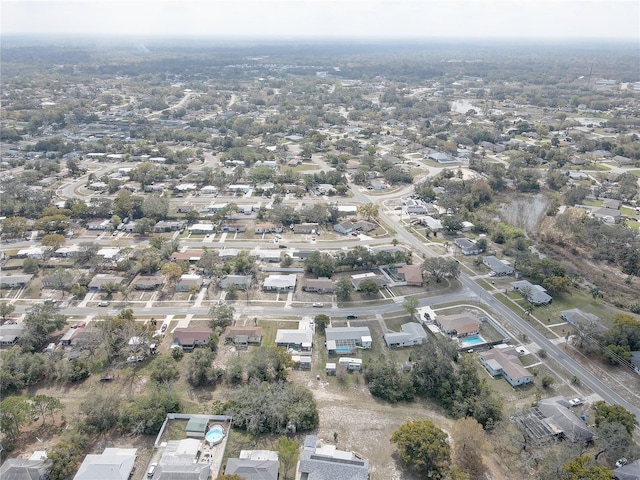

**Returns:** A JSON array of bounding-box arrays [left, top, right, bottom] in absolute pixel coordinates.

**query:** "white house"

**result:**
[[263, 274, 297, 292]]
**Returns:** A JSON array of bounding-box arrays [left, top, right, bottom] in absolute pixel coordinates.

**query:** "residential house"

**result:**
[[223, 326, 263, 348], [87, 219, 111, 230], [454, 237, 482, 255], [225, 450, 279, 480], [275, 328, 313, 352], [435, 314, 480, 338], [176, 274, 204, 292], [384, 323, 428, 348], [170, 249, 203, 263], [298, 435, 369, 480], [292, 223, 318, 234], [396, 264, 423, 286], [221, 222, 247, 233], [172, 328, 212, 350], [305, 277, 335, 293], [511, 280, 552, 305], [219, 275, 252, 290], [613, 459, 640, 480], [368, 179, 387, 190], [55, 245, 81, 257], [325, 326, 372, 354], [338, 357, 363, 371], [154, 220, 185, 233], [426, 151, 453, 163], [592, 207, 622, 223], [263, 274, 297, 292], [131, 275, 165, 290], [254, 222, 283, 234], [534, 396, 594, 443], [0, 324, 24, 348], [353, 220, 376, 232], [560, 309, 601, 328], [350, 272, 388, 291], [151, 438, 210, 480], [482, 256, 515, 276], [479, 346, 534, 387], [188, 223, 215, 235], [176, 203, 195, 213], [88, 274, 125, 290], [0, 452, 50, 480], [422, 216, 443, 232], [17, 247, 47, 259], [73, 448, 137, 480], [0, 274, 33, 288], [334, 220, 357, 235], [252, 249, 281, 263]]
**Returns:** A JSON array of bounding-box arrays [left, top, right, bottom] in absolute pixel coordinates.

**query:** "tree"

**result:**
[[46, 268, 75, 299], [358, 279, 380, 295], [560, 455, 614, 480], [0, 396, 33, 441], [21, 303, 67, 351], [314, 314, 330, 333], [390, 420, 451, 479], [142, 194, 170, 221], [150, 355, 180, 384], [541, 375, 554, 388], [0, 347, 49, 391], [451, 417, 487, 479], [357, 202, 380, 221], [120, 386, 182, 435], [304, 251, 335, 278], [80, 393, 121, 433], [0, 301, 15, 320], [209, 302, 236, 329], [542, 276, 571, 296], [334, 277, 354, 301], [48, 431, 88, 480], [161, 261, 183, 287], [595, 421, 639, 466], [225, 380, 318, 434], [187, 348, 217, 387], [593, 401, 638, 435], [421, 257, 460, 283], [41, 233, 66, 251], [246, 346, 293, 383], [31, 394, 64, 425], [277, 436, 299, 480], [403, 297, 420, 320]]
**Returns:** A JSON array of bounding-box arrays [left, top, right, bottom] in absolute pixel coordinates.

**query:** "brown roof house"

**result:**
[[397, 264, 423, 286], [224, 326, 263, 349], [172, 328, 212, 350], [131, 275, 165, 290], [435, 313, 480, 338], [305, 277, 335, 293]]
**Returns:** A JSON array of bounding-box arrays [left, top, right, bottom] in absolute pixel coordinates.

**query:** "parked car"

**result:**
[[98, 301, 110, 307], [569, 398, 583, 407], [346, 315, 358, 320], [312, 303, 324, 308], [161, 324, 168, 333], [147, 463, 158, 478], [71, 321, 86, 329]]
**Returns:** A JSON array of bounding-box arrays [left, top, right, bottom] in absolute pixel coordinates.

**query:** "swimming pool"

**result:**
[[334, 346, 352, 354], [205, 425, 226, 446], [459, 335, 486, 347]]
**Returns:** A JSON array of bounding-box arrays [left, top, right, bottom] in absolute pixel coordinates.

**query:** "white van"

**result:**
[[147, 463, 157, 478]]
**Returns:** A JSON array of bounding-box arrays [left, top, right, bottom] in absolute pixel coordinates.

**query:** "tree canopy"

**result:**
[[390, 420, 451, 479]]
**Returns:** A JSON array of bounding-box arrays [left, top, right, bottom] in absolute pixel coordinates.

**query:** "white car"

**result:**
[[98, 301, 110, 307], [569, 398, 583, 407]]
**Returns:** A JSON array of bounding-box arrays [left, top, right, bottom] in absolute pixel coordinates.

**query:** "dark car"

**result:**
[[346, 315, 358, 320], [279, 244, 287, 249]]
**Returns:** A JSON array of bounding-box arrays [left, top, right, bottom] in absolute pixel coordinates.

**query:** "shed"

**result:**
[[185, 415, 209, 438]]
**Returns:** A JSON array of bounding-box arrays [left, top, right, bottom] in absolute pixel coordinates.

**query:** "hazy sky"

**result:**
[[2, 0, 639, 40]]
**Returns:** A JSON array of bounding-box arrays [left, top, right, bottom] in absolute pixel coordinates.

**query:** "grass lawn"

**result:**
[[259, 319, 299, 345], [627, 169, 640, 178], [531, 288, 620, 327]]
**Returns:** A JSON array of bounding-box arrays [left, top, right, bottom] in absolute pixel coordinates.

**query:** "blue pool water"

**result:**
[[459, 335, 486, 347], [334, 346, 352, 354], [205, 425, 225, 445]]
